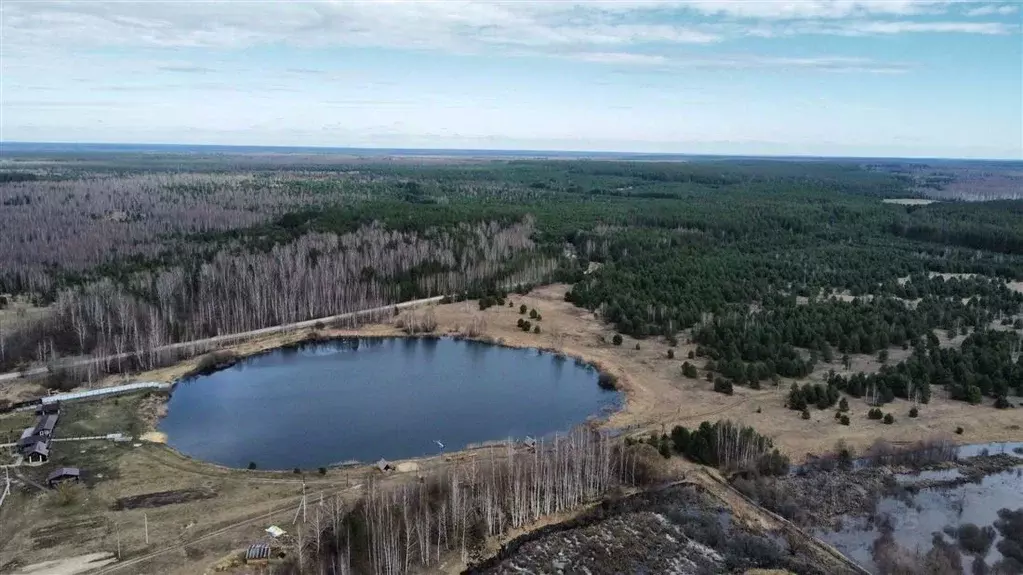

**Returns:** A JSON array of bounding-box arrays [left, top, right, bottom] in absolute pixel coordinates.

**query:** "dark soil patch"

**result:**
[[114, 487, 217, 510]]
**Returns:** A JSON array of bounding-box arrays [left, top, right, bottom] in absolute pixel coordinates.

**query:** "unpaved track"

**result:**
[[88, 484, 363, 574]]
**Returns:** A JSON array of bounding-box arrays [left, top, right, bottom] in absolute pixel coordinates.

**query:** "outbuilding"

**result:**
[[46, 467, 81, 488], [245, 543, 271, 565]]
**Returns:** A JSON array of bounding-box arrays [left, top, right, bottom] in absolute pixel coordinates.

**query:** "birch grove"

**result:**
[[1, 218, 560, 374], [301, 429, 631, 575]]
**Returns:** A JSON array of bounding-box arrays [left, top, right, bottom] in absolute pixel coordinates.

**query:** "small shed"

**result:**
[[245, 543, 271, 565], [47, 467, 81, 488], [376, 459, 393, 473], [24, 441, 50, 464]]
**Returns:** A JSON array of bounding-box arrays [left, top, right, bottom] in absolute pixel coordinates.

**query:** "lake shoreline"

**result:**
[[157, 334, 622, 470]]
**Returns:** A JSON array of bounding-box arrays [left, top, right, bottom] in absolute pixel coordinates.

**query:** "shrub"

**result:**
[[293, 468, 302, 475], [667, 349, 675, 359], [529, 308, 538, 319], [314, 321, 325, 330], [801, 409, 811, 420], [994, 396, 1012, 409], [519, 304, 527, 314], [956, 426, 965, 435], [840, 415, 850, 425], [247, 461, 257, 470], [883, 413, 895, 424], [839, 397, 849, 412], [612, 334, 623, 346], [682, 361, 698, 378], [956, 523, 997, 556], [714, 378, 734, 395], [318, 467, 327, 476], [909, 406, 919, 418], [868, 408, 884, 420], [597, 373, 618, 390], [533, 325, 541, 334], [634, 343, 641, 350], [688, 350, 695, 359], [54, 482, 83, 507]]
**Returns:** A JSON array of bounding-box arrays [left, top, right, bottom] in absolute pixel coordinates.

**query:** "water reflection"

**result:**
[[161, 337, 620, 469]]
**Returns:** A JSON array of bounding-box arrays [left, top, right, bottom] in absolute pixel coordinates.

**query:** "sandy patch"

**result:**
[[140, 431, 168, 443]]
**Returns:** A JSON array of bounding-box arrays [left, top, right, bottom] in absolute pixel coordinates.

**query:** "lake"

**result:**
[[159, 337, 620, 469]]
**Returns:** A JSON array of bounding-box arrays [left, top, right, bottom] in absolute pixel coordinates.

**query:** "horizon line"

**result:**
[[1, 140, 1020, 163]]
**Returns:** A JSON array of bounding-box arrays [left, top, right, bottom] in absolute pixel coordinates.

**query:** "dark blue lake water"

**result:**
[[159, 337, 620, 469]]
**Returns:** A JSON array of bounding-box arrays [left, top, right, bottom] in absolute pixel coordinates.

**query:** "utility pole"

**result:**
[[144, 513, 149, 545]]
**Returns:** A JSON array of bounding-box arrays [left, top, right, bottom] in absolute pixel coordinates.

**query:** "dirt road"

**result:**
[[0, 295, 443, 383]]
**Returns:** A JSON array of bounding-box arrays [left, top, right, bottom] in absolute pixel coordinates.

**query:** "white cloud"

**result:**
[[0, 0, 1015, 61], [847, 20, 1016, 34], [564, 52, 911, 73], [965, 4, 1019, 16]]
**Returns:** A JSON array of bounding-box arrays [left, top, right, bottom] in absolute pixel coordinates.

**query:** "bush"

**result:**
[[667, 349, 675, 359], [519, 304, 527, 314], [247, 461, 257, 470], [533, 325, 541, 334], [840, 415, 850, 425], [634, 343, 641, 350], [714, 378, 734, 395], [54, 482, 83, 507], [688, 350, 695, 359], [293, 468, 302, 475], [801, 409, 811, 420], [194, 350, 239, 374], [612, 334, 623, 346], [994, 396, 1013, 409], [957, 523, 997, 556], [956, 426, 965, 435], [909, 406, 919, 418], [883, 413, 895, 424], [529, 308, 538, 319], [597, 373, 618, 390], [839, 397, 849, 412], [318, 467, 327, 476], [868, 408, 884, 420]]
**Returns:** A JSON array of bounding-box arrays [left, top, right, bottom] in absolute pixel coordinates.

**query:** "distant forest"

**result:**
[[1, 155, 1021, 405]]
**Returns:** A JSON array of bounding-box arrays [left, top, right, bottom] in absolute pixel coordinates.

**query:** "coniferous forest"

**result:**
[[1, 152, 1021, 407]]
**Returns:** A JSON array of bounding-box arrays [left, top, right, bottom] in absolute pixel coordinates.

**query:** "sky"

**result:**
[[1, 1, 1021, 159]]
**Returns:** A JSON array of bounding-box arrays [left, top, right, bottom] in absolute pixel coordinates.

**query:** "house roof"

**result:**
[[25, 441, 49, 457], [46, 467, 80, 482], [37, 414, 59, 433], [19, 427, 36, 442], [246, 543, 271, 561]]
